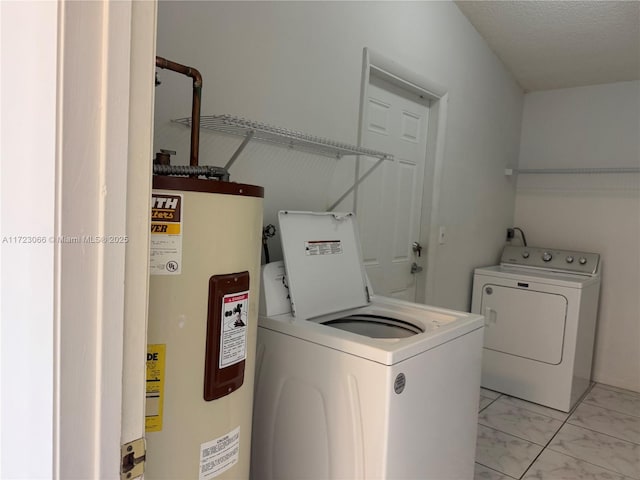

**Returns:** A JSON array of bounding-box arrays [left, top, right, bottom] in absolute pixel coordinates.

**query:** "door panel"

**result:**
[[358, 75, 430, 301], [400, 110, 422, 142], [367, 97, 391, 135], [481, 284, 567, 364], [358, 157, 385, 267], [392, 160, 418, 261]]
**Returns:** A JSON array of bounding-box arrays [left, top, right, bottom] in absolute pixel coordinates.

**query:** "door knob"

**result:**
[[410, 262, 423, 274], [412, 241, 423, 257]]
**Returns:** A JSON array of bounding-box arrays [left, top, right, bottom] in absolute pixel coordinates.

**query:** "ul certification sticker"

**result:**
[[219, 291, 249, 368], [199, 427, 240, 479], [150, 192, 183, 275]]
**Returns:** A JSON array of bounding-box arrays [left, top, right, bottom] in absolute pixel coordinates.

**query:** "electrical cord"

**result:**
[[513, 227, 527, 246], [262, 224, 276, 263]]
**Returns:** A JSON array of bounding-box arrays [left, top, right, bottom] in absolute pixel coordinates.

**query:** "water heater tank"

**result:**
[[145, 175, 263, 479]]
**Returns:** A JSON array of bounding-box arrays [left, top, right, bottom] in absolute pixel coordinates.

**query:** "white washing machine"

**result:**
[[472, 245, 601, 412], [251, 211, 485, 480]]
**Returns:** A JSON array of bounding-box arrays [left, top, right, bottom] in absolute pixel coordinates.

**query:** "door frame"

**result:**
[[53, 1, 155, 478], [356, 48, 448, 304]]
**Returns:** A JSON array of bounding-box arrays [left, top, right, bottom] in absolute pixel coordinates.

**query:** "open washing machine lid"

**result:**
[[278, 210, 370, 320]]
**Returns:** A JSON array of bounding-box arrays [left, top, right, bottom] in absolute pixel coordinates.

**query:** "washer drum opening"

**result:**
[[323, 314, 423, 339]]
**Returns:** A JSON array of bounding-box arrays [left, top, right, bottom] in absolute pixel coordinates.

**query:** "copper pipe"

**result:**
[[155, 56, 202, 167]]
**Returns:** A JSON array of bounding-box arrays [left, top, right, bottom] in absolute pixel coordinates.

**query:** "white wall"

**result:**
[[0, 2, 57, 478], [154, 1, 523, 311], [514, 81, 640, 392]]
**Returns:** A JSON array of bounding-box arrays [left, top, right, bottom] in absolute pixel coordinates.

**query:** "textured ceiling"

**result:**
[[455, 1, 640, 92]]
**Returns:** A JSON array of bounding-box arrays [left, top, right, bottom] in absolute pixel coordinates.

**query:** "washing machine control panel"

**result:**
[[501, 246, 600, 275]]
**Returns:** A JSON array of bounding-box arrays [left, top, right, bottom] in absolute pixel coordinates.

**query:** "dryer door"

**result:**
[[481, 284, 567, 365]]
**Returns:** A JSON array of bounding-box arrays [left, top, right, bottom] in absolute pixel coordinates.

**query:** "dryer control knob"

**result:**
[[579, 257, 587, 265], [542, 251, 553, 262], [566, 256, 574, 263], [522, 251, 530, 259]]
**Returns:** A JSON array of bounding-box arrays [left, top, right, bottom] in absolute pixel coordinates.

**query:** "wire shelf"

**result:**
[[507, 167, 640, 175], [172, 114, 393, 161]]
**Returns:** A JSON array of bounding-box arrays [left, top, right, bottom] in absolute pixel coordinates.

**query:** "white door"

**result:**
[[357, 74, 430, 301]]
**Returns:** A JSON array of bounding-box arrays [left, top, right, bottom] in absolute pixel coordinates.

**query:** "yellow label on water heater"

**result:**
[[150, 192, 183, 275], [145, 344, 166, 432]]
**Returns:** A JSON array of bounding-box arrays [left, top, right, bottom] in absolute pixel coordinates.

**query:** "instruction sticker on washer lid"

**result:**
[[219, 291, 249, 368], [305, 240, 343, 256], [150, 193, 183, 275], [199, 427, 240, 479]]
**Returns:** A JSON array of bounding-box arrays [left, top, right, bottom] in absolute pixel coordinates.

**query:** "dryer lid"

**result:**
[[278, 210, 370, 319]]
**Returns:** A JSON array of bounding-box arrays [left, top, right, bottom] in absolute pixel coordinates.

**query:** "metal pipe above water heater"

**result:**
[[155, 56, 202, 168]]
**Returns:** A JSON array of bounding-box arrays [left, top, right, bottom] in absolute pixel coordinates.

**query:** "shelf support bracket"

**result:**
[[327, 157, 386, 212], [224, 130, 255, 170]]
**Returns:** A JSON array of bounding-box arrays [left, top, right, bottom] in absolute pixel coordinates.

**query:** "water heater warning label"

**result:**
[[199, 427, 240, 479], [305, 240, 343, 256], [145, 344, 166, 432], [219, 291, 249, 368], [150, 192, 183, 275]]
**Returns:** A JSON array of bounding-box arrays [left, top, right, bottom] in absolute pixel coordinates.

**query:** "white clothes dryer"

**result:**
[[251, 211, 485, 480], [472, 245, 601, 412]]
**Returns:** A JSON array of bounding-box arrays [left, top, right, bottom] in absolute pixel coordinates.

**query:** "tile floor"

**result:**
[[474, 383, 640, 480]]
